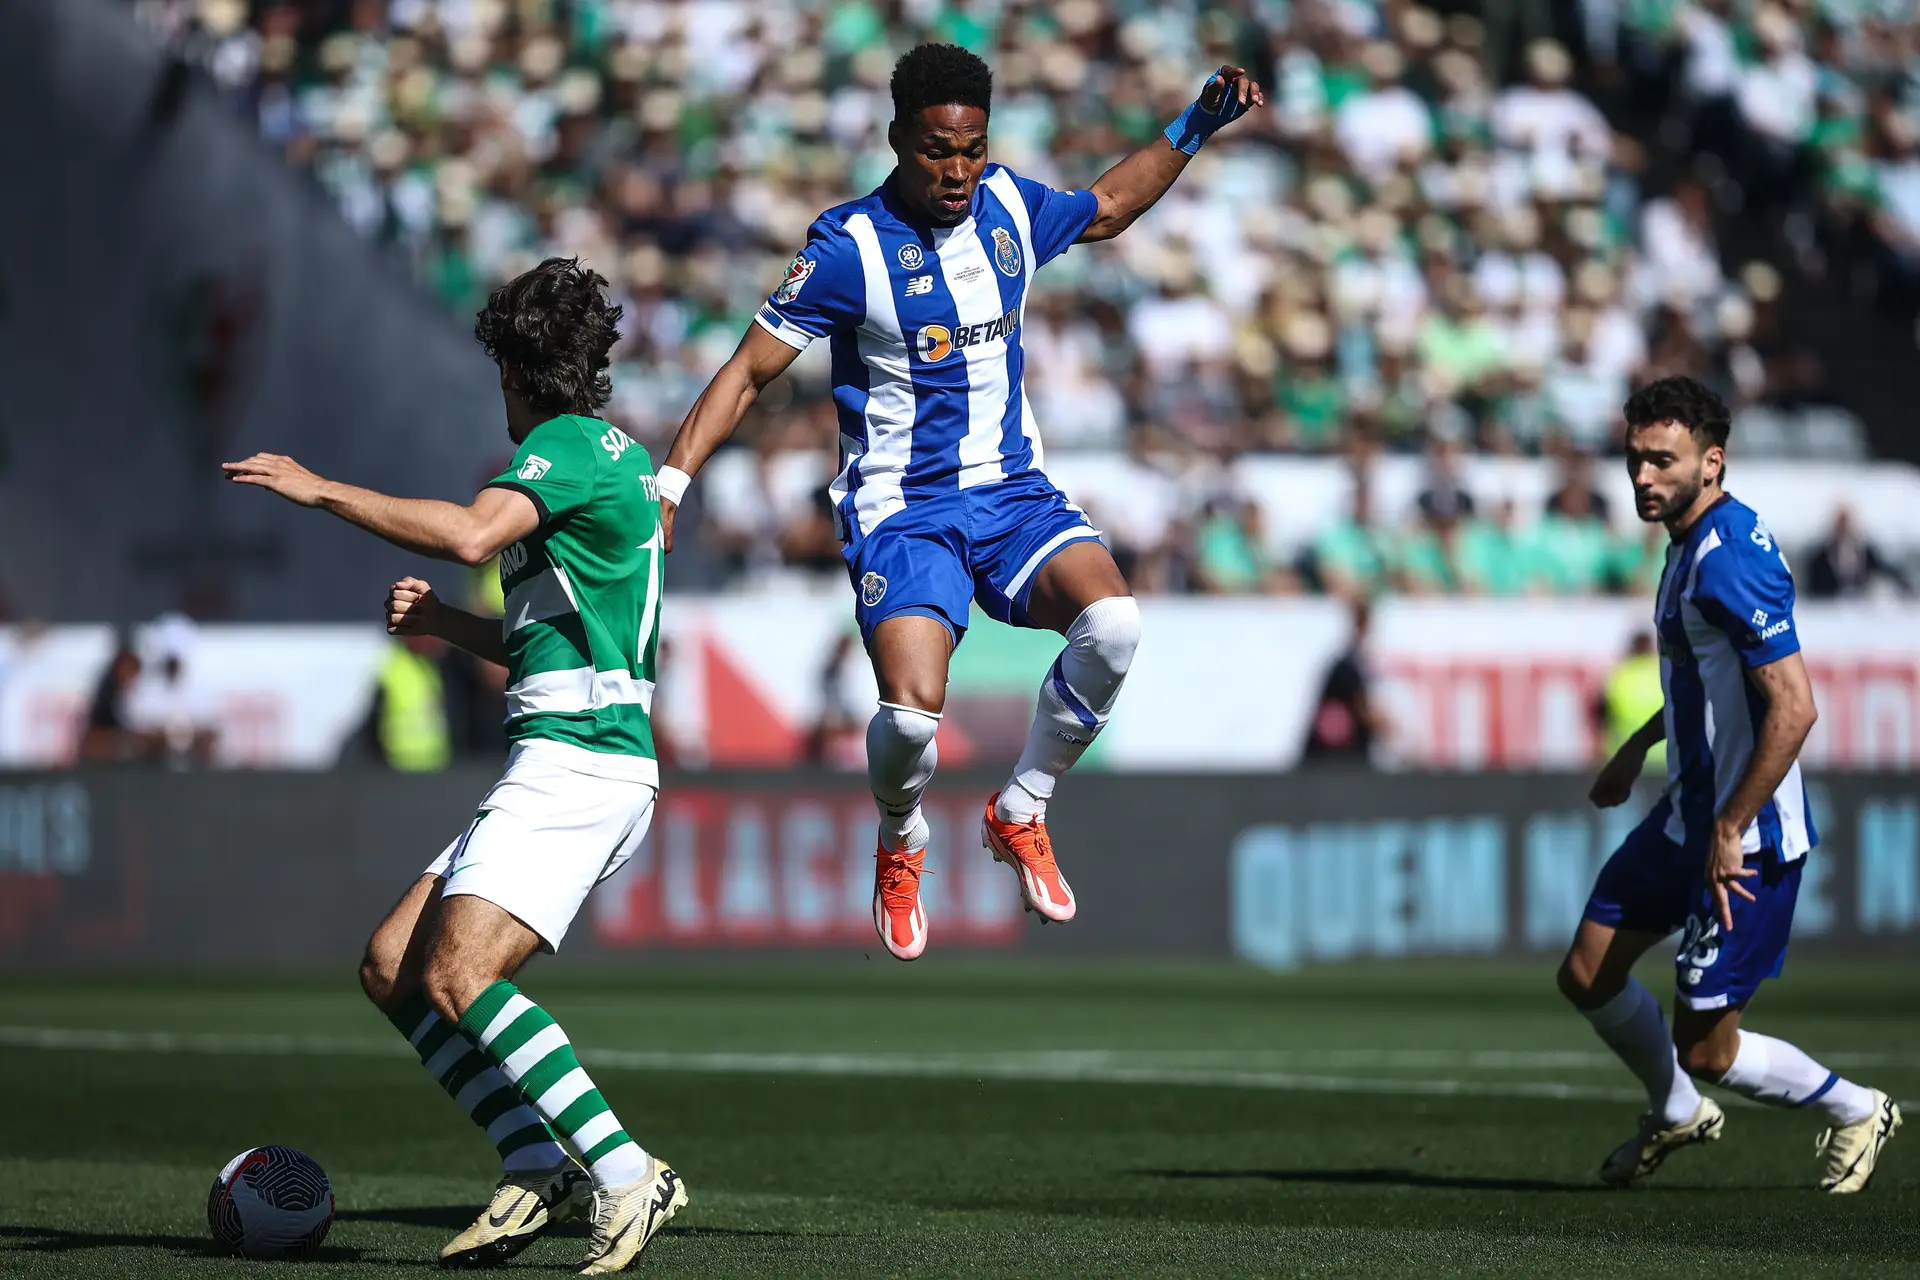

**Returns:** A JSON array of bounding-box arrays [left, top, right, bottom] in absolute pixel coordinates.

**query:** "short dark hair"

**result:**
[[891, 43, 992, 124], [473, 257, 622, 416], [1622, 375, 1730, 450]]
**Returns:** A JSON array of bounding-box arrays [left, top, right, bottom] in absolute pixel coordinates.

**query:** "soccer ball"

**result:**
[[206, 1146, 335, 1259]]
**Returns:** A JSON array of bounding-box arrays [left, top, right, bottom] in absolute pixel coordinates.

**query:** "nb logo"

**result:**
[[904, 274, 934, 296]]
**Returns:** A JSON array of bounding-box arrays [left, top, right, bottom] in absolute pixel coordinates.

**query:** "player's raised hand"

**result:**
[[386, 577, 441, 636], [222, 453, 332, 507], [1588, 750, 1641, 809], [1707, 823, 1760, 932], [1202, 65, 1267, 113]]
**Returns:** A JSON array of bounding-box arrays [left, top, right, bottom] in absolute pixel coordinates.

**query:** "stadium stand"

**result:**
[[125, 0, 1910, 598]]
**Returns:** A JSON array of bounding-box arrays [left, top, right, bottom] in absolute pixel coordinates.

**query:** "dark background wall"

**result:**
[[2, 769, 1916, 972]]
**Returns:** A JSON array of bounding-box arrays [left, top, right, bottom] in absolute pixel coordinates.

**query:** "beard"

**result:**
[[1640, 470, 1706, 523]]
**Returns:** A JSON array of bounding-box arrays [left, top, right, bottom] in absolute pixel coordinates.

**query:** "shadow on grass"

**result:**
[[335, 1207, 818, 1241], [0, 1223, 371, 1263], [1136, 1168, 1610, 1194]]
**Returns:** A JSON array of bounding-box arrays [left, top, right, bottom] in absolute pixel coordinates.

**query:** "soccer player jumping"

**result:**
[[226, 259, 683, 1271], [656, 44, 1263, 960], [1558, 376, 1901, 1192]]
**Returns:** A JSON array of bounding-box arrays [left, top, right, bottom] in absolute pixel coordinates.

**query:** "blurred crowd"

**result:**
[[126, 0, 1915, 598]]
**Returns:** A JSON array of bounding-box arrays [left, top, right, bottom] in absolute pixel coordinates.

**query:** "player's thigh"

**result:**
[[361, 873, 443, 1008], [968, 477, 1116, 634], [419, 892, 546, 1019], [1557, 918, 1668, 1008], [1025, 540, 1132, 635], [846, 506, 972, 667], [869, 614, 955, 712], [438, 755, 654, 956]]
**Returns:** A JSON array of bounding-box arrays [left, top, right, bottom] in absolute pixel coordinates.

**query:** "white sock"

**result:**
[[1582, 979, 1702, 1125], [1718, 1031, 1877, 1127], [868, 702, 938, 850], [997, 597, 1140, 825]]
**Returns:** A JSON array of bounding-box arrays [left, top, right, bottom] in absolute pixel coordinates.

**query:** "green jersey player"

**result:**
[[225, 258, 684, 1273]]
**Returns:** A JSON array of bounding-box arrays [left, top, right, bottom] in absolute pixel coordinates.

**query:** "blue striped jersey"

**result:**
[[1654, 493, 1817, 859], [754, 165, 1099, 538]]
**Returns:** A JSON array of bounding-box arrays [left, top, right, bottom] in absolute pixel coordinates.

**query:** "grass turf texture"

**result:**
[[0, 961, 1916, 1278]]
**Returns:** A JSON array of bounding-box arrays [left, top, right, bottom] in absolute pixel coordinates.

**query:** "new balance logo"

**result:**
[[904, 274, 934, 296]]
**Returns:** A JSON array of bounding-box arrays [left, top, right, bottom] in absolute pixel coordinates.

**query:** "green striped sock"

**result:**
[[386, 994, 568, 1173], [458, 981, 651, 1188]]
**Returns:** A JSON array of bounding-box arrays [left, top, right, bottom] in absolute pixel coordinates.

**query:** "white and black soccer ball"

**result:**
[[207, 1146, 335, 1259]]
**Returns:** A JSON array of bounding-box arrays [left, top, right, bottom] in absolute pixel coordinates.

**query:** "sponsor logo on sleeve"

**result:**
[[1751, 523, 1774, 552], [518, 455, 551, 481], [1752, 609, 1769, 629], [773, 253, 815, 304]]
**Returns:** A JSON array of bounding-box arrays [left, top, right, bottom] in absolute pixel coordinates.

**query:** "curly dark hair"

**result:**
[[1622, 375, 1731, 450], [891, 43, 992, 123], [473, 257, 622, 416]]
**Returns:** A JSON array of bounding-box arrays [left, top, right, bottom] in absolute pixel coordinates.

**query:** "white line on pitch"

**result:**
[[2, 1026, 1912, 1109]]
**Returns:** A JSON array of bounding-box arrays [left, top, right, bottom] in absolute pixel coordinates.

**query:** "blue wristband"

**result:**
[[1162, 68, 1251, 155]]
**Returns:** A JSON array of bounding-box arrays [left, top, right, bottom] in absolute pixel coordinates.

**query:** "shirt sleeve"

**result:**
[[1691, 525, 1802, 668], [1006, 170, 1100, 266], [754, 220, 865, 350], [485, 418, 600, 528]]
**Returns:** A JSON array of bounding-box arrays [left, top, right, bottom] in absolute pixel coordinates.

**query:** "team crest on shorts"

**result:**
[[897, 242, 924, 270], [991, 227, 1021, 276], [774, 253, 814, 304], [861, 571, 888, 608]]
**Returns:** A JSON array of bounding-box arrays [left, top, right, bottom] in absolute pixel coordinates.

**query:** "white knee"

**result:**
[[1067, 596, 1141, 678], [868, 702, 940, 770]]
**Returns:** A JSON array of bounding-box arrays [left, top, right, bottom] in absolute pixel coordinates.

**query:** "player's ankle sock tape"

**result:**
[[1581, 978, 1701, 1125], [459, 981, 651, 1186], [385, 992, 566, 1170], [1720, 1030, 1877, 1126], [869, 703, 940, 836], [1005, 597, 1141, 806]]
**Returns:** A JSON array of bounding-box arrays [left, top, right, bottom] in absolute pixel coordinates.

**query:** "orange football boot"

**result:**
[[872, 843, 930, 960], [981, 794, 1077, 922]]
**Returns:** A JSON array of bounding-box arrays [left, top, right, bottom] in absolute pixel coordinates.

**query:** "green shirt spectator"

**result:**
[[1457, 515, 1535, 596], [1196, 505, 1267, 593], [1532, 513, 1614, 594]]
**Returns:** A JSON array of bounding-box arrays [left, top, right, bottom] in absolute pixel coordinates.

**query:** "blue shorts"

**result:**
[[1584, 799, 1805, 1010], [842, 472, 1104, 647]]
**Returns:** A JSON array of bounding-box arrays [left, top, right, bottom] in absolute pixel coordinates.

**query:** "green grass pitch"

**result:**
[[1, 960, 1916, 1277]]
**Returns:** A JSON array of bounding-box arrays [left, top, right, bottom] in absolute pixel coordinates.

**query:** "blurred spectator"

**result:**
[[1805, 507, 1911, 599], [1597, 631, 1667, 772], [365, 635, 452, 772], [80, 637, 166, 764], [1302, 598, 1387, 765], [126, 613, 218, 767], [805, 632, 867, 768], [1535, 463, 1614, 594], [1336, 42, 1434, 180], [1314, 474, 1394, 599], [1194, 497, 1290, 595]]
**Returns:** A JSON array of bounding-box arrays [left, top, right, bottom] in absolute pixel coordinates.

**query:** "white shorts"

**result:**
[[424, 740, 656, 952]]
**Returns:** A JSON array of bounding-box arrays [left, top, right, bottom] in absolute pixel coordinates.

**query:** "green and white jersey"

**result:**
[[486, 414, 663, 782]]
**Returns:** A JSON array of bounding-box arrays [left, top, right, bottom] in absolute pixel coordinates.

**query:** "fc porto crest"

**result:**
[[991, 227, 1021, 277], [897, 242, 925, 270], [861, 571, 888, 608], [773, 252, 814, 304]]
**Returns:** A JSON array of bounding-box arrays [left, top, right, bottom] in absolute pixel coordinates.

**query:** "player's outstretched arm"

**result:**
[[1589, 711, 1667, 808], [222, 454, 539, 567], [655, 324, 803, 552], [1079, 66, 1265, 243], [387, 577, 506, 666]]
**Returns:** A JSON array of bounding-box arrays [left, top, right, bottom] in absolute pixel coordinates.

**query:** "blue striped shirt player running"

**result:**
[[657, 43, 1264, 960], [1557, 375, 1901, 1193]]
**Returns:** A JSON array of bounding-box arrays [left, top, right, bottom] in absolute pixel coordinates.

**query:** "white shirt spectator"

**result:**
[[1126, 292, 1234, 378], [1640, 195, 1723, 305], [1335, 86, 1433, 178], [1681, 6, 1740, 99], [1737, 52, 1817, 143], [1589, 304, 1650, 381], [1492, 85, 1611, 161], [1545, 352, 1628, 452]]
